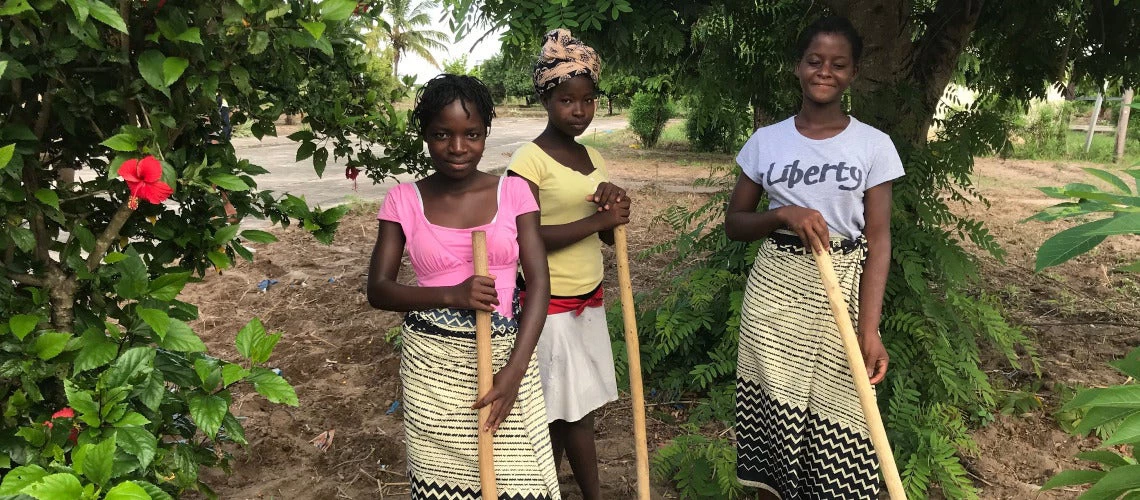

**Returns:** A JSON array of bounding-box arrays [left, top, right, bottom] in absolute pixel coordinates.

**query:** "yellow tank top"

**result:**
[[507, 142, 607, 296]]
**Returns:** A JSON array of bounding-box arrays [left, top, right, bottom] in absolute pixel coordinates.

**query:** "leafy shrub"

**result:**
[[0, 0, 423, 497], [1010, 101, 1075, 159], [684, 94, 751, 153], [629, 92, 676, 148], [1026, 167, 1140, 272]]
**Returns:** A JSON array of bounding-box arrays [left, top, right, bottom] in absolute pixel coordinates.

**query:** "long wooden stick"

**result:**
[[613, 225, 651, 500], [471, 231, 497, 500], [811, 249, 907, 500]]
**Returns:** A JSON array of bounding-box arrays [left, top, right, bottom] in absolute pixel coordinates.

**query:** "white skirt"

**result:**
[[535, 306, 619, 423]]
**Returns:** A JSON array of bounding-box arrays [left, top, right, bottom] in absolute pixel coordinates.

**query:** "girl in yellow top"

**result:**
[[507, 29, 630, 500]]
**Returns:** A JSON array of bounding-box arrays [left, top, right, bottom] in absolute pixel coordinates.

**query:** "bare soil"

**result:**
[[186, 149, 1139, 499]]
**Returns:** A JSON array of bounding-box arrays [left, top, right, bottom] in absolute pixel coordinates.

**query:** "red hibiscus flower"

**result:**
[[51, 407, 76, 419], [119, 155, 173, 209], [345, 166, 360, 191]]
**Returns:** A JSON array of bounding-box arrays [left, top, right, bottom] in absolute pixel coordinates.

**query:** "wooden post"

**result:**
[[812, 249, 907, 500], [471, 231, 497, 500], [1115, 88, 1134, 163], [1085, 92, 1104, 153], [613, 225, 651, 500]]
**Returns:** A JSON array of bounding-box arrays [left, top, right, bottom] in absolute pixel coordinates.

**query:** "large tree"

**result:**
[[445, 0, 1140, 497]]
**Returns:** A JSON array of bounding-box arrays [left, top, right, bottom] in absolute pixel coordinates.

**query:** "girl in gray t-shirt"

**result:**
[[725, 15, 904, 500]]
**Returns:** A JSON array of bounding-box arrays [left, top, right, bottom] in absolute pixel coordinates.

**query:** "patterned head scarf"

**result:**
[[532, 29, 601, 96]]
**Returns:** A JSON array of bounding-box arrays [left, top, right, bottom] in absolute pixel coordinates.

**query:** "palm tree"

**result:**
[[365, 0, 449, 78]]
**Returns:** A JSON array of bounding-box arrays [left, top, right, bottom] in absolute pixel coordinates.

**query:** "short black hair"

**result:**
[[411, 74, 496, 135], [796, 16, 863, 63]]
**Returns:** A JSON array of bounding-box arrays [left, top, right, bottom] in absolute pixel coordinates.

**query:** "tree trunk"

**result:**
[[1116, 88, 1134, 163], [825, 0, 983, 146]]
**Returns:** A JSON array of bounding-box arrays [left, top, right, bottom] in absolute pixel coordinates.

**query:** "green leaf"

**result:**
[[248, 30, 270, 55], [208, 173, 249, 191], [214, 224, 240, 245], [240, 229, 277, 243], [295, 140, 316, 161], [175, 27, 202, 44], [114, 252, 148, 300], [221, 363, 249, 387], [229, 64, 252, 94], [104, 346, 156, 387], [33, 188, 60, 210], [1080, 464, 1140, 499], [319, 0, 356, 21], [10, 226, 35, 252], [188, 393, 228, 439], [1036, 218, 1112, 271], [207, 250, 231, 271], [136, 481, 172, 500], [73, 329, 118, 374], [1077, 450, 1133, 468], [235, 317, 264, 360], [112, 411, 150, 427], [221, 412, 247, 444], [137, 371, 164, 412], [1042, 469, 1105, 490], [0, 465, 47, 495], [21, 473, 83, 500], [32, 331, 72, 360], [77, 437, 116, 486], [0, 143, 14, 170], [87, 0, 128, 33], [248, 367, 298, 406], [101, 133, 137, 152], [299, 20, 326, 40], [9, 314, 41, 340], [0, 0, 33, 16], [1067, 385, 1140, 410], [137, 50, 168, 91], [251, 331, 281, 365], [137, 307, 170, 339], [157, 319, 207, 352], [0, 60, 6, 81], [194, 357, 220, 390], [162, 57, 189, 86], [149, 271, 191, 301], [1084, 167, 1133, 194], [1103, 412, 1140, 446], [103, 481, 151, 500], [65, 379, 101, 426], [312, 147, 328, 177]]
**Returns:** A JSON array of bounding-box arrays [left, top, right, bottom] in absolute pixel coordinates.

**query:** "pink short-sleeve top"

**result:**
[[377, 176, 539, 318]]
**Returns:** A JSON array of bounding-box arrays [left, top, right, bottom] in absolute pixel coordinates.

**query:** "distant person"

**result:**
[[507, 29, 630, 500], [725, 16, 905, 499], [366, 74, 559, 500]]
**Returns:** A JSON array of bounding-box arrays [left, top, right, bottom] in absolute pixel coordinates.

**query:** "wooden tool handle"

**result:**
[[812, 249, 907, 500], [471, 231, 497, 499], [614, 225, 651, 500]]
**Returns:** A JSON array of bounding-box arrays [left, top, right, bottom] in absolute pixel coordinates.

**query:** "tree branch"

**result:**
[[908, 0, 984, 118], [7, 272, 47, 287], [33, 80, 56, 140], [86, 202, 135, 272]]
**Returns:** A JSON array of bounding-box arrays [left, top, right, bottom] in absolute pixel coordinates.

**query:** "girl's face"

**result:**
[[794, 32, 857, 106], [423, 99, 487, 179], [542, 75, 597, 137]]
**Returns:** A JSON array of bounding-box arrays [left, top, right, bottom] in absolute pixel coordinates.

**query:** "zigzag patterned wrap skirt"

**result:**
[[735, 232, 880, 499], [401, 305, 560, 500]]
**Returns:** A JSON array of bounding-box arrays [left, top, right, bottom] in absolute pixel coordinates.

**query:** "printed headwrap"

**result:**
[[532, 29, 601, 96]]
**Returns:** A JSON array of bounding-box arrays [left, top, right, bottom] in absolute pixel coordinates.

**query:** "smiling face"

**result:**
[[423, 99, 487, 179], [794, 32, 857, 106], [541, 75, 597, 137]]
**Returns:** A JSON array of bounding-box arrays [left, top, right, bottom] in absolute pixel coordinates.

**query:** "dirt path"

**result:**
[[186, 152, 1139, 499]]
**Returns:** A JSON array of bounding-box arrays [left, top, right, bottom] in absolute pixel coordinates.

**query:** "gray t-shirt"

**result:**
[[735, 116, 905, 240]]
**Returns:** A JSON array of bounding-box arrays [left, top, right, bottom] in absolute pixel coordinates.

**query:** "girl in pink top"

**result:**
[[366, 75, 559, 500]]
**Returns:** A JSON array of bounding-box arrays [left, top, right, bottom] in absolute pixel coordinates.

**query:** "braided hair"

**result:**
[[410, 74, 497, 135]]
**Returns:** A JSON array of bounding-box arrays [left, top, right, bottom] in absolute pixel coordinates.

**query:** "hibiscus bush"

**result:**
[[0, 1, 423, 498]]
